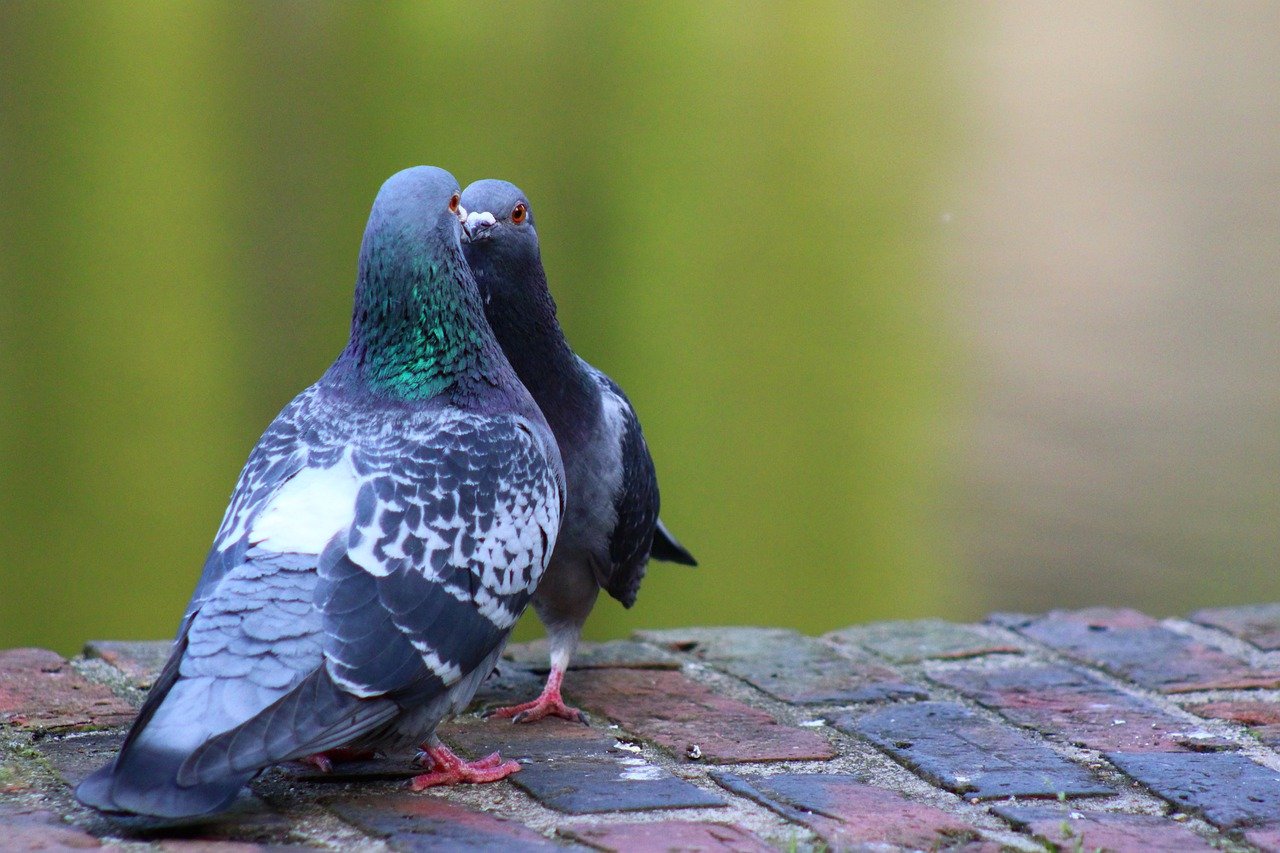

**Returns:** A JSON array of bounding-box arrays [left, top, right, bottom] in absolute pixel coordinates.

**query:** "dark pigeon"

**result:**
[[460, 179, 695, 723], [76, 166, 565, 819]]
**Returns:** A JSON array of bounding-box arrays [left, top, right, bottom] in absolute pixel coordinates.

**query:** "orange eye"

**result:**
[[511, 203, 528, 224], [448, 193, 460, 213]]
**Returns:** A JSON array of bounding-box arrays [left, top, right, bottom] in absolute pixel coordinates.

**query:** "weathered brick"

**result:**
[[634, 626, 924, 705], [564, 668, 837, 763], [441, 716, 724, 814], [503, 639, 681, 671], [468, 660, 548, 712], [283, 752, 421, 782], [561, 820, 773, 852], [84, 640, 172, 689], [36, 732, 288, 842], [0, 738, 43, 794], [37, 730, 126, 787], [1186, 700, 1280, 747], [1190, 603, 1280, 651], [714, 771, 981, 849], [0, 648, 135, 731], [1246, 826, 1280, 852], [157, 796, 300, 843], [845, 701, 1113, 800], [0, 805, 100, 849], [930, 663, 1233, 752], [830, 619, 1021, 664], [327, 792, 558, 851], [997, 608, 1280, 692], [156, 841, 298, 852], [993, 805, 1216, 852], [1106, 751, 1280, 830]]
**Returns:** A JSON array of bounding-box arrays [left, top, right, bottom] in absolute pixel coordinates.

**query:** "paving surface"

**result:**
[[5, 606, 1280, 850]]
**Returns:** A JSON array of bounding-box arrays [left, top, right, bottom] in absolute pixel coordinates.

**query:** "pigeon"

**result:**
[[76, 166, 565, 819], [459, 179, 696, 723]]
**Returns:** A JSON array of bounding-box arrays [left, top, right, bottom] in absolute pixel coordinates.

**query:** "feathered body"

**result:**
[[77, 167, 564, 819], [460, 180, 694, 722]]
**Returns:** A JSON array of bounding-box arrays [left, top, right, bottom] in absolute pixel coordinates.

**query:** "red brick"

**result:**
[[156, 842, 286, 852], [327, 792, 558, 850], [0, 806, 100, 849], [998, 608, 1280, 692], [994, 805, 1216, 852], [441, 716, 725, 814], [565, 668, 837, 763], [1246, 826, 1280, 852], [561, 820, 773, 852], [1190, 604, 1280, 651], [1187, 700, 1280, 747], [931, 664, 1234, 752], [84, 640, 172, 689], [0, 648, 134, 730], [714, 771, 981, 849]]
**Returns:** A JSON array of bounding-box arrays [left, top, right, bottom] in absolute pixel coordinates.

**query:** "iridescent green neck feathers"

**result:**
[[346, 192, 498, 401]]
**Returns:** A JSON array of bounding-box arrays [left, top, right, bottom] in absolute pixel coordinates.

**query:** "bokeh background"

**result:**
[[2, 3, 1277, 655]]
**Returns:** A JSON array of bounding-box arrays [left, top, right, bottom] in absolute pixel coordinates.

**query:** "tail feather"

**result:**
[[650, 519, 697, 566], [181, 667, 398, 786], [76, 666, 398, 820], [76, 738, 252, 820], [77, 635, 254, 819]]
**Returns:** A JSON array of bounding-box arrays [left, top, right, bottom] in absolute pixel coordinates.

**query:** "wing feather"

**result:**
[[319, 412, 562, 705], [586, 367, 661, 607]]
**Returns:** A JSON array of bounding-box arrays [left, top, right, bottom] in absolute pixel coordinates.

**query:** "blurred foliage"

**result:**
[[0, 2, 963, 654]]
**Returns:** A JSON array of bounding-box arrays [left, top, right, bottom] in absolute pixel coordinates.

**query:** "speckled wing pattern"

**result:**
[[318, 409, 563, 703], [588, 367, 660, 608]]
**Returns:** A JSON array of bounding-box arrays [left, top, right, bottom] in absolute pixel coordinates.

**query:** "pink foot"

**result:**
[[408, 743, 520, 790], [296, 747, 378, 773], [485, 669, 588, 724]]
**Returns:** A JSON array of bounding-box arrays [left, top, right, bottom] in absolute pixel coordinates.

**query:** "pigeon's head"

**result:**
[[459, 180, 541, 286], [363, 166, 468, 260], [349, 167, 497, 398]]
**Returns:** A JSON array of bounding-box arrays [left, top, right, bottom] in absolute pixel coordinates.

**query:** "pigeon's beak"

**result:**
[[463, 211, 497, 243], [455, 203, 468, 226]]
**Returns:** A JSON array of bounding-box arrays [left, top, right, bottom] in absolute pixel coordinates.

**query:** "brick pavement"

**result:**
[[4, 606, 1280, 850]]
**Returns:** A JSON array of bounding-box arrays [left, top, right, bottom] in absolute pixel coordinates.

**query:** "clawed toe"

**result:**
[[486, 668, 586, 725], [297, 753, 334, 773], [488, 695, 587, 725], [407, 743, 520, 790]]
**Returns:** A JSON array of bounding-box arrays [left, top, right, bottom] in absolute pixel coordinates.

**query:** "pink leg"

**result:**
[[297, 747, 378, 772], [485, 667, 587, 724], [408, 742, 521, 791]]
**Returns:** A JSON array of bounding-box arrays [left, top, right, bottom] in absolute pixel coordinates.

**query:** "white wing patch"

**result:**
[[250, 449, 359, 554]]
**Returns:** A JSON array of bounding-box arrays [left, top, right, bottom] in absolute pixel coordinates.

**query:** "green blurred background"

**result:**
[[2, 3, 1278, 655]]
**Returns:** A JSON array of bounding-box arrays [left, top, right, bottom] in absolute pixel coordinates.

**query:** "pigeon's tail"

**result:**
[[75, 676, 258, 819], [179, 667, 399, 788], [76, 668, 398, 820], [650, 519, 697, 566], [76, 739, 252, 821]]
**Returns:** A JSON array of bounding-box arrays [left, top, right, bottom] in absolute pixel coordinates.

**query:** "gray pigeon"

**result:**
[[76, 166, 565, 819], [460, 179, 695, 723]]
